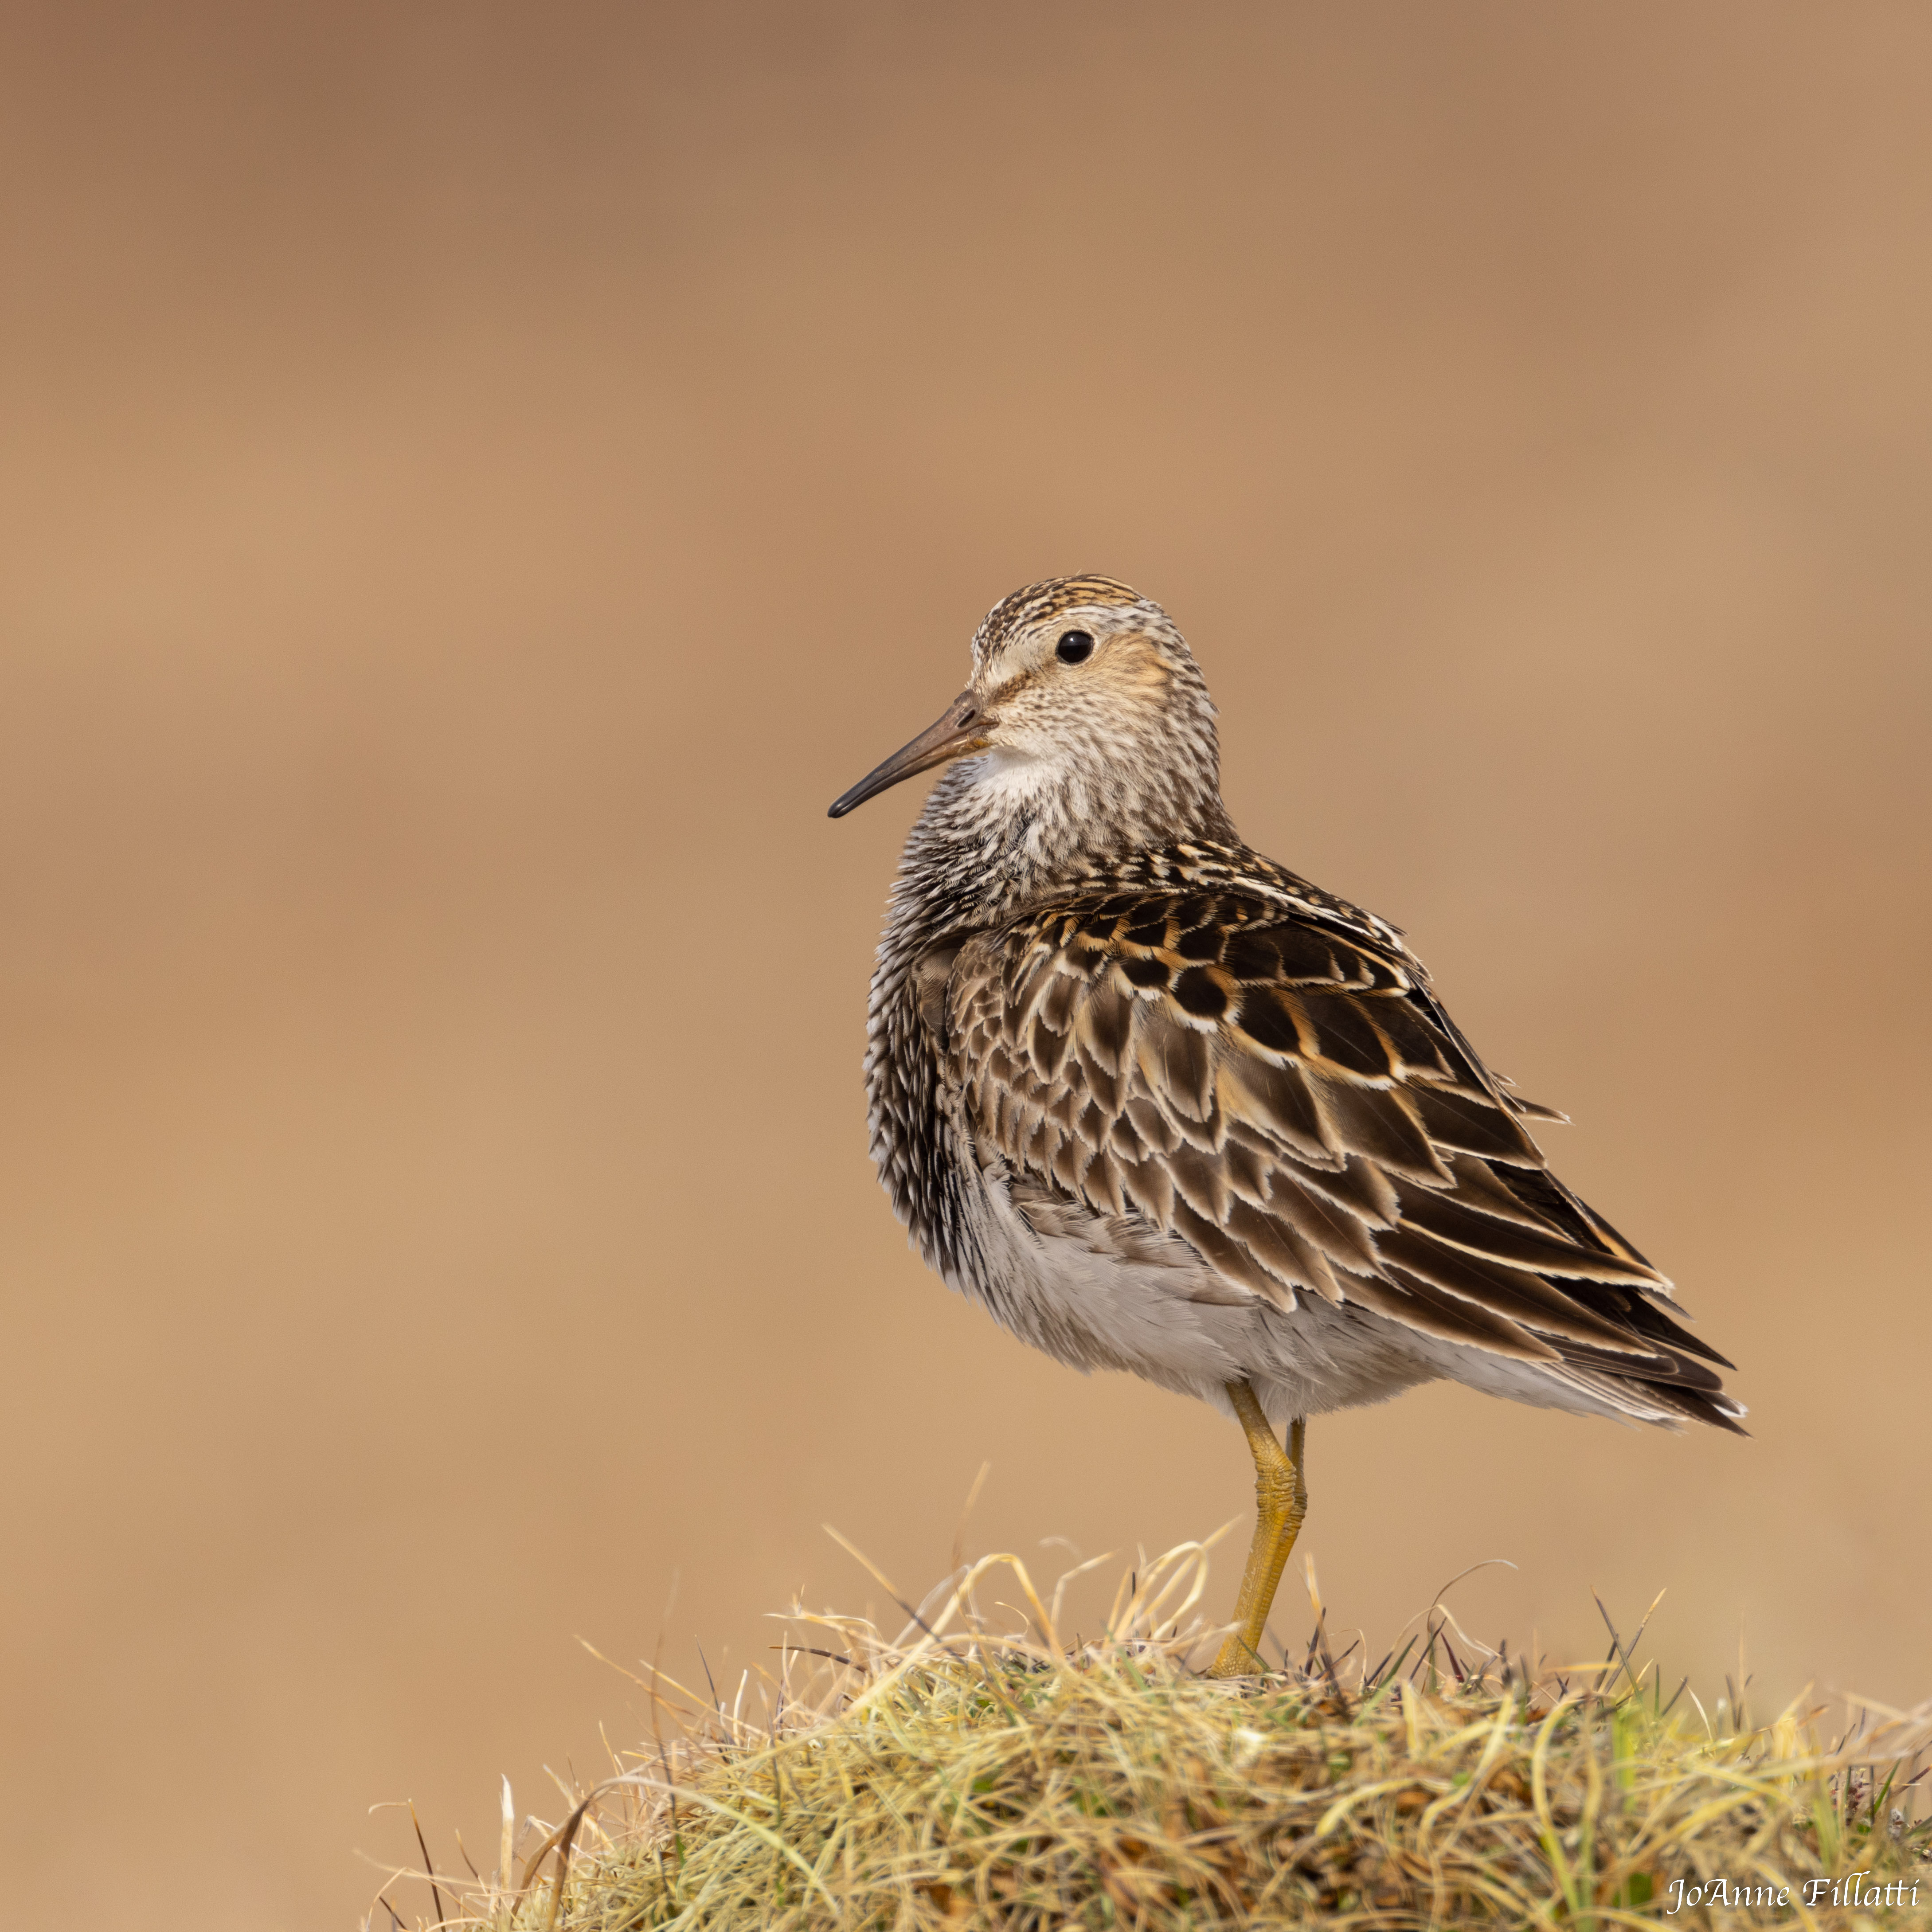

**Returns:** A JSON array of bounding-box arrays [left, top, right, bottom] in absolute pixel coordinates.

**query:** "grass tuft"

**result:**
[[382, 1539, 1932, 1929]]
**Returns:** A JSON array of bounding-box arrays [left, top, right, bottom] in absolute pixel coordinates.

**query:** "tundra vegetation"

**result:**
[[374, 1540, 1931, 1930]]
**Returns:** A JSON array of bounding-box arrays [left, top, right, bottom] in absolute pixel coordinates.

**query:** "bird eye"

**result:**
[[1056, 629, 1095, 665]]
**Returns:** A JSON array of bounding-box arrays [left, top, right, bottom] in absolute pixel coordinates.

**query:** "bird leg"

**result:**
[[1208, 1381, 1307, 1678]]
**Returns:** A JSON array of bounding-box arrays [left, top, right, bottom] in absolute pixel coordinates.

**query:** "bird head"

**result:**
[[828, 576, 1225, 847]]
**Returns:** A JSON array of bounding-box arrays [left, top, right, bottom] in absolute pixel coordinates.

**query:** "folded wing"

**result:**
[[943, 878, 1742, 1431]]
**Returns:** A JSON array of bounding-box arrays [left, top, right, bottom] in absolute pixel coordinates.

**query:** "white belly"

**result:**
[[947, 1154, 1651, 1430]]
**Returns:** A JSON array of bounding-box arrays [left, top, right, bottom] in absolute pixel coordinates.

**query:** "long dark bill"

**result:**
[[827, 691, 990, 818]]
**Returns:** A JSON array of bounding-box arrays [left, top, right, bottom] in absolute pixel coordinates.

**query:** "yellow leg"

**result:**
[[1208, 1382, 1307, 1678]]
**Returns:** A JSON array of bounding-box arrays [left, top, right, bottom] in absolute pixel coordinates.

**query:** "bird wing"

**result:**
[[942, 874, 1738, 1420]]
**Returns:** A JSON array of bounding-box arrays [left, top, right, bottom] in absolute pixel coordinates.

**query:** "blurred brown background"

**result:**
[[2, 3, 1928, 1925]]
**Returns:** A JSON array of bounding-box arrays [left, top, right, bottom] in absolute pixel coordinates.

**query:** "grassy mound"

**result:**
[[391, 1542, 1932, 1929]]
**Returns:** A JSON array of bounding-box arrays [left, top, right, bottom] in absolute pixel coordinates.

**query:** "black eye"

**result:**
[[1056, 629, 1095, 665]]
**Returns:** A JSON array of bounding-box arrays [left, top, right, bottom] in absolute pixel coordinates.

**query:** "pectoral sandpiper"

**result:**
[[829, 576, 1741, 1678]]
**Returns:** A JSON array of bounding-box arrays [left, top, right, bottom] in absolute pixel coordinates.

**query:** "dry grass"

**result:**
[[373, 1538, 1932, 1930]]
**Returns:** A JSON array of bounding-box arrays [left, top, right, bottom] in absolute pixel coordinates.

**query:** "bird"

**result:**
[[828, 575, 1742, 1678]]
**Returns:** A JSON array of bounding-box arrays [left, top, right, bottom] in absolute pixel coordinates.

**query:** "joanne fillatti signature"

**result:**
[[1665, 1872, 1920, 1913]]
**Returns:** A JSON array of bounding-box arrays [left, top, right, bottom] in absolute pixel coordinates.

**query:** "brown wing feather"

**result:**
[[943, 880, 1741, 1426]]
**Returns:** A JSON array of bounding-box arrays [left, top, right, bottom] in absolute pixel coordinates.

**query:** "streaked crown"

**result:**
[[969, 575, 1157, 674]]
